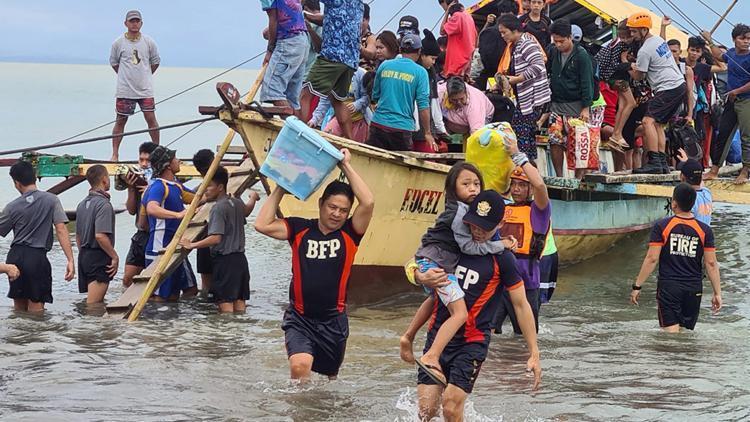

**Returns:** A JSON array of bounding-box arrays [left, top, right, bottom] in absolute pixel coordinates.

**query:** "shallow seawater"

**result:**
[[0, 203, 748, 422]]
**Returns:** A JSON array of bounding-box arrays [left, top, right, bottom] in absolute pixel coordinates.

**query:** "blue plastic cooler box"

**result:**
[[260, 116, 344, 200]]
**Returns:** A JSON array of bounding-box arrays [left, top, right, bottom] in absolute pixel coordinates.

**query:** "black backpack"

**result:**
[[667, 120, 703, 162]]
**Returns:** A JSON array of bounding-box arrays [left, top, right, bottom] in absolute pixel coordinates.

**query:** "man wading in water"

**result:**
[[255, 149, 374, 381], [630, 183, 722, 332], [414, 190, 541, 421]]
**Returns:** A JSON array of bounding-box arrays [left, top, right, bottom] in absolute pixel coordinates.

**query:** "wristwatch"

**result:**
[[631, 284, 642, 291]]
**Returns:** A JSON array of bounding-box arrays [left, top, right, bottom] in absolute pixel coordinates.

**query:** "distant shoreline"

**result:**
[[0, 59, 259, 71]]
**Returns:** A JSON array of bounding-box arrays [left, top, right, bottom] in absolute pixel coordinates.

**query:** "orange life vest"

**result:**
[[501, 203, 547, 259]]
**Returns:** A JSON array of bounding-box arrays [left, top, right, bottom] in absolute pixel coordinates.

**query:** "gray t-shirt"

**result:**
[[207, 196, 246, 256], [0, 190, 68, 251], [109, 34, 160, 99], [636, 35, 684, 93], [550, 100, 583, 117], [75, 191, 115, 249]]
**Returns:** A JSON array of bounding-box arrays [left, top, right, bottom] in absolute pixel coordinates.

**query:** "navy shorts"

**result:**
[[657, 281, 702, 330], [125, 230, 149, 268], [78, 248, 113, 293], [145, 257, 197, 299], [196, 247, 213, 274], [6, 245, 52, 304], [211, 253, 250, 303], [417, 341, 488, 394], [282, 307, 349, 377], [646, 84, 687, 124]]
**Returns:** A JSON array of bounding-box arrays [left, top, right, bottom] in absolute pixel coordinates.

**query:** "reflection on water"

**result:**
[[0, 204, 748, 421]]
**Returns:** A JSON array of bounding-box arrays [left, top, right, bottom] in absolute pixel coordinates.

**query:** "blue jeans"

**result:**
[[260, 33, 309, 110]]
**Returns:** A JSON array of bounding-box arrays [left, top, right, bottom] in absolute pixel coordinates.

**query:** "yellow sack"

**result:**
[[465, 122, 516, 194]]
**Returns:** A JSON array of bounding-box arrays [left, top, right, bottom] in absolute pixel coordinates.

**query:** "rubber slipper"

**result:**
[[416, 357, 447, 388]]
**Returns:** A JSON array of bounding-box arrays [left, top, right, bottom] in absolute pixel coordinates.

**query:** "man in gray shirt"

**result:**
[[180, 166, 260, 313], [75, 165, 118, 304], [109, 10, 161, 162], [0, 161, 75, 312], [628, 12, 686, 174]]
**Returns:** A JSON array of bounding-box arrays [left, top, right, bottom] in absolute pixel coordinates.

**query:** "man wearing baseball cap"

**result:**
[[109, 10, 161, 162], [415, 190, 541, 420], [677, 151, 713, 226], [397, 16, 420, 38], [141, 146, 198, 301], [367, 34, 436, 151]]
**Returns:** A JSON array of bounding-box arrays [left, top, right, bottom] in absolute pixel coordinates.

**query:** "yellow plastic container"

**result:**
[[465, 122, 516, 194]]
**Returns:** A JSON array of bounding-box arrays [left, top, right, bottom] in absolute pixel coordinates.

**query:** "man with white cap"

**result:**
[[367, 34, 434, 151], [109, 10, 161, 162]]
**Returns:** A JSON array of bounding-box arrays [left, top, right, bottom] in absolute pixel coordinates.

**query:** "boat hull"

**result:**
[[230, 111, 666, 300]]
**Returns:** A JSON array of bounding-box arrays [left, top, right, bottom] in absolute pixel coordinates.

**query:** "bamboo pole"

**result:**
[[710, 0, 738, 35], [127, 64, 268, 322]]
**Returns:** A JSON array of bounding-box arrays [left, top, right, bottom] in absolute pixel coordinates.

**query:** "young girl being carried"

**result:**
[[400, 162, 516, 385]]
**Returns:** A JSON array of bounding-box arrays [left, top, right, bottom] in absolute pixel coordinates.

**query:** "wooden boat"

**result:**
[[221, 109, 673, 301]]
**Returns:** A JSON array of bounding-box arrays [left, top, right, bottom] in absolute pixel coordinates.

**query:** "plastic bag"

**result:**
[[727, 130, 742, 164], [566, 118, 601, 170], [465, 122, 515, 194]]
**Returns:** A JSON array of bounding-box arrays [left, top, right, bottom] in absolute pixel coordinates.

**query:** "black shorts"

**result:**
[[417, 341, 488, 394], [623, 102, 648, 149], [78, 248, 113, 293], [492, 288, 541, 335], [196, 247, 213, 274], [646, 84, 687, 124], [282, 307, 349, 377], [366, 124, 413, 151], [657, 281, 702, 330], [211, 253, 250, 303], [125, 230, 149, 268], [6, 245, 53, 303]]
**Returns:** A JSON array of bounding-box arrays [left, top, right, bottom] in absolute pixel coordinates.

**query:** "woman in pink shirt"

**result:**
[[438, 76, 495, 135], [439, 1, 477, 78]]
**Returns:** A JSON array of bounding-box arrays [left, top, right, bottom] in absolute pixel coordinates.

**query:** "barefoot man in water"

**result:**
[[413, 190, 541, 421], [255, 149, 374, 380]]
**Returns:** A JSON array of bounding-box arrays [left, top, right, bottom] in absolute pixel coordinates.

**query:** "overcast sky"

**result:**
[[0, 0, 745, 68]]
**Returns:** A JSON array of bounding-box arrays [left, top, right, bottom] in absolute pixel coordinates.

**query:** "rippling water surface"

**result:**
[[1, 63, 748, 421]]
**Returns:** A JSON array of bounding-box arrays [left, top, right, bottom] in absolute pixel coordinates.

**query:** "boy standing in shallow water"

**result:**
[[75, 165, 118, 304], [180, 167, 260, 313], [0, 161, 75, 312]]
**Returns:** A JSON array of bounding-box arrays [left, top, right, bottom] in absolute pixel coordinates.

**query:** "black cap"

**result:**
[[677, 158, 703, 186], [149, 146, 177, 174], [463, 190, 506, 231], [421, 29, 440, 57], [398, 15, 420, 36]]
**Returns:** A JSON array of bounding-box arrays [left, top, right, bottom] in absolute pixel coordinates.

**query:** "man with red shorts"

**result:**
[[109, 10, 161, 161]]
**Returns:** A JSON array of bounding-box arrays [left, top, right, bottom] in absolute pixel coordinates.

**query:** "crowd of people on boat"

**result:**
[[0, 1, 740, 420]]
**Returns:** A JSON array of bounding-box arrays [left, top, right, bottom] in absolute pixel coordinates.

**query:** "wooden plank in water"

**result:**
[[585, 164, 742, 184]]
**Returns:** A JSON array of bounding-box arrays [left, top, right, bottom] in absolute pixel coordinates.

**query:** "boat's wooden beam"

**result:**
[[46, 176, 86, 195], [584, 164, 742, 184], [545, 176, 750, 204]]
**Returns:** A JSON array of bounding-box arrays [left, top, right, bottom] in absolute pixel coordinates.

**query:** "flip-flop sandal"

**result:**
[[605, 139, 625, 153], [416, 358, 447, 388]]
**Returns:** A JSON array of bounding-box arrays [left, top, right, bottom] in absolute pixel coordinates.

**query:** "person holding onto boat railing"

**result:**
[[702, 23, 750, 184], [0, 161, 75, 313], [109, 10, 160, 162], [630, 183, 721, 332], [254, 149, 374, 381], [627, 12, 687, 174]]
